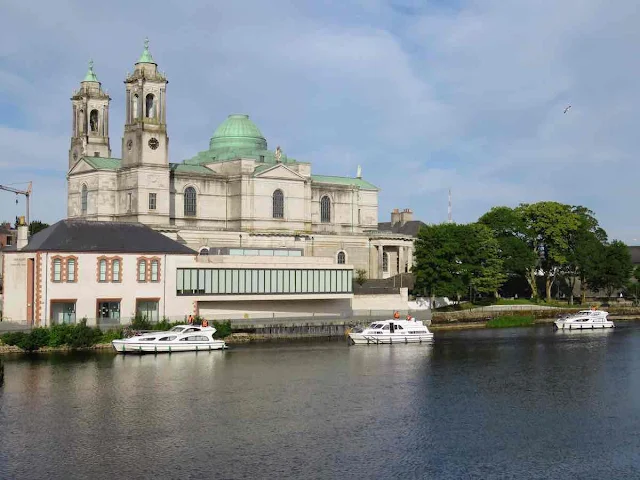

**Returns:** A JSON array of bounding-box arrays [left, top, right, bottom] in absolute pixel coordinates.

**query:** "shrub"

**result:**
[[130, 312, 153, 330], [100, 328, 124, 343], [211, 320, 232, 338], [1, 331, 28, 347], [355, 269, 368, 286]]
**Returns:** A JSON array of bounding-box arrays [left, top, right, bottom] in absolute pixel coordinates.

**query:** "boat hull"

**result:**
[[554, 321, 614, 330], [349, 333, 434, 345], [112, 340, 227, 353]]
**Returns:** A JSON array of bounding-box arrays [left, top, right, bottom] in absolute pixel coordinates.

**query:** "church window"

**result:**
[[81, 185, 88, 215], [383, 252, 389, 273], [199, 248, 210, 256], [337, 251, 346, 264], [89, 109, 99, 133], [133, 94, 139, 119], [320, 196, 331, 223], [149, 193, 157, 210], [184, 187, 197, 217], [272, 189, 284, 219], [94, 152, 99, 157], [145, 94, 155, 118], [127, 193, 132, 212]]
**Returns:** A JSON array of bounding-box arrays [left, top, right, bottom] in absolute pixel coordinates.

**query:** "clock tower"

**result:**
[[69, 60, 111, 170], [119, 39, 170, 225]]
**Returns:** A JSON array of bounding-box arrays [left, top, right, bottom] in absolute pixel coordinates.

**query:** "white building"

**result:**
[[2, 220, 354, 326], [65, 41, 415, 281]]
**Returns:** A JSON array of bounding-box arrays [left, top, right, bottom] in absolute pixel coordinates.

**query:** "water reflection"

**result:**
[[1, 327, 640, 479]]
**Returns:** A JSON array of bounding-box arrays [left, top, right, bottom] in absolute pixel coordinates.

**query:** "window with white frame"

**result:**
[[150, 260, 159, 282], [138, 260, 147, 282], [112, 259, 121, 282], [99, 259, 107, 282], [53, 258, 62, 282], [67, 259, 76, 282]]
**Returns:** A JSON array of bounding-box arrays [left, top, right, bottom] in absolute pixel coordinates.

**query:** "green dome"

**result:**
[[209, 114, 267, 152]]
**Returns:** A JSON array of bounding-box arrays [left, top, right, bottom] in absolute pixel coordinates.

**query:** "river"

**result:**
[[1, 324, 640, 479]]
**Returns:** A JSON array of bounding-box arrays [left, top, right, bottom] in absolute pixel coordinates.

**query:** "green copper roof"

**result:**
[[82, 157, 121, 170], [137, 38, 155, 64], [209, 114, 267, 152], [83, 59, 99, 82], [311, 175, 378, 190], [170, 163, 216, 175]]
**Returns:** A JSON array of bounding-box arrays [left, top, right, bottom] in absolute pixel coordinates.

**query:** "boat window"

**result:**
[[170, 327, 185, 332], [382, 325, 389, 330], [183, 328, 199, 333], [396, 325, 403, 330], [369, 323, 378, 328], [158, 336, 177, 341]]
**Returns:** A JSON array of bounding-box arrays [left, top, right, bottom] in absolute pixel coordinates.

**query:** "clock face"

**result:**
[[148, 138, 159, 150], [127, 139, 133, 151]]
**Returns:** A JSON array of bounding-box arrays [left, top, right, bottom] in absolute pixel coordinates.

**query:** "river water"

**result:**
[[1, 324, 640, 479]]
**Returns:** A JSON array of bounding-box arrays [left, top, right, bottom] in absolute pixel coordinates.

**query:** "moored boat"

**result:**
[[348, 318, 434, 345], [112, 325, 227, 353], [554, 310, 614, 330]]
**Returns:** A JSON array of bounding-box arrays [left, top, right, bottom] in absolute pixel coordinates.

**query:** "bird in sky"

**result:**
[[563, 105, 572, 114]]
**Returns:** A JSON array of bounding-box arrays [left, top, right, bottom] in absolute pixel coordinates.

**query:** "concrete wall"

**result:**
[[351, 288, 409, 311], [197, 298, 351, 319]]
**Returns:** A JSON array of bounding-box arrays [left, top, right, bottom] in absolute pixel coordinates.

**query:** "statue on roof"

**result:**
[[275, 146, 282, 163]]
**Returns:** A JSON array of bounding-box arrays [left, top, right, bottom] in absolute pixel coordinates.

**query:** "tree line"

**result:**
[[413, 201, 634, 304]]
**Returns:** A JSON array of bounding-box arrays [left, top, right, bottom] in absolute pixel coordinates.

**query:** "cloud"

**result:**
[[0, 0, 639, 243]]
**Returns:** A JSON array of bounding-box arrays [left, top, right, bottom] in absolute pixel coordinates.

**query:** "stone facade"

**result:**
[[65, 41, 414, 280]]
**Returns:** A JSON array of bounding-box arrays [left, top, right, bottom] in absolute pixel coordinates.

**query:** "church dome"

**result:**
[[209, 114, 267, 152]]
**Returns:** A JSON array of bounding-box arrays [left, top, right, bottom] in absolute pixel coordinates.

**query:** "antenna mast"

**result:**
[[448, 188, 452, 223]]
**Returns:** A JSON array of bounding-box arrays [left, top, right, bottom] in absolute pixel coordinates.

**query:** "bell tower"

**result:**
[[121, 38, 169, 168], [69, 60, 111, 170], [118, 39, 170, 226]]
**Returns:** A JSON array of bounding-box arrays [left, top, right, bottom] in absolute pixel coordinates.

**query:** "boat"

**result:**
[[348, 318, 434, 345], [112, 324, 227, 353], [553, 310, 614, 330]]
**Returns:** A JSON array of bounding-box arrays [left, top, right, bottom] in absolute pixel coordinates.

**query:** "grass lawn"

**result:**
[[486, 315, 535, 328]]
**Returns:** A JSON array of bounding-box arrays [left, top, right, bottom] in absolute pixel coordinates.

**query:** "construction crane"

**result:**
[[0, 181, 32, 225]]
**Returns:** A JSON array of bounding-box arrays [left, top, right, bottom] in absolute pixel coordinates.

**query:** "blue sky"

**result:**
[[1, 0, 639, 242]]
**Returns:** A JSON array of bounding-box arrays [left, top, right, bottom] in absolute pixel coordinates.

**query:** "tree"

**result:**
[[588, 240, 633, 299], [478, 206, 537, 296], [468, 224, 507, 297], [413, 223, 505, 303], [562, 206, 607, 305], [28, 221, 49, 236], [355, 269, 368, 286], [517, 202, 580, 301]]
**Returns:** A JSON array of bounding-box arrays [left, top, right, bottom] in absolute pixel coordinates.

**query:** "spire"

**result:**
[[137, 37, 155, 64], [83, 59, 99, 82]]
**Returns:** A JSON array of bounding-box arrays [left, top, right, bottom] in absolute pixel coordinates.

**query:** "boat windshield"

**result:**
[[170, 327, 185, 332], [369, 323, 384, 329]]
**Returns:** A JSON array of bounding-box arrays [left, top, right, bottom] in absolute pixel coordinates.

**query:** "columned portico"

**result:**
[[369, 233, 414, 279]]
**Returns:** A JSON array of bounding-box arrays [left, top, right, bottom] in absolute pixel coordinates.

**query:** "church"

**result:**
[[65, 40, 414, 281]]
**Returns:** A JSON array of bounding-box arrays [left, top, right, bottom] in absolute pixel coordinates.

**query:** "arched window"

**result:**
[[150, 260, 159, 282], [53, 259, 62, 282], [273, 189, 284, 219], [184, 187, 197, 217], [67, 259, 76, 282], [320, 196, 331, 223], [132, 94, 139, 119], [89, 109, 99, 133], [337, 251, 346, 264], [145, 94, 155, 118], [199, 248, 210, 256], [81, 185, 88, 215], [138, 260, 147, 282], [383, 252, 389, 273], [99, 259, 107, 282], [112, 259, 121, 282]]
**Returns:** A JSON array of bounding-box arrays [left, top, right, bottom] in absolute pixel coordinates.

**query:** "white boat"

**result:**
[[348, 318, 434, 345], [554, 310, 614, 330], [112, 325, 227, 353]]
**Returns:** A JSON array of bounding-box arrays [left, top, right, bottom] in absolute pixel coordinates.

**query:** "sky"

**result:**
[[1, 0, 639, 242]]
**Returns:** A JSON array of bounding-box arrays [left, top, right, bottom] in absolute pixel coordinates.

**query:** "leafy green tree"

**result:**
[[468, 223, 506, 297], [562, 206, 607, 304], [28, 221, 49, 236], [517, 202, 580, 301], [588, 240, 633, 299], [478, 206, 537, 296]]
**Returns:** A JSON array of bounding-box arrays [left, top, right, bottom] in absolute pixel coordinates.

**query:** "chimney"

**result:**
[[391, 208, 401, 225], [400, 208, 413, 226], [16, 216, 28, 250]]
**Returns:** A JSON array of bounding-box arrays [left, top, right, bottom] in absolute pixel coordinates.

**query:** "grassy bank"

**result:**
[[486, 315, 535, 328], [0, 319, 232, 353]]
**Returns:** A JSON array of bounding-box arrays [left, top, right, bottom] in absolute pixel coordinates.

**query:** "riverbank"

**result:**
[[2, 316, 639, 354]]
